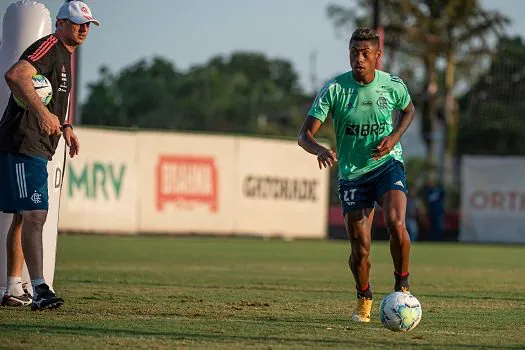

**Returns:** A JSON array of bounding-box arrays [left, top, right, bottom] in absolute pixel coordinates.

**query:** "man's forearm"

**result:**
[[392, 108, 415, 139], [6, 78, 48, 117], [298, 133, 327, 156], [5, 63, 49, 117]]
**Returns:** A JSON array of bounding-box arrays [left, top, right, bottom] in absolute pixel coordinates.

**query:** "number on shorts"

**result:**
[[343, 189, 357, 202]]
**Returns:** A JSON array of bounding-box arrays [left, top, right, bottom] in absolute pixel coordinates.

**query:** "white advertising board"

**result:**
[[59, 128, 138, 233], [234, 137, 329, 238], [136, 131, 236, 234], [460, 156, 525, 243]]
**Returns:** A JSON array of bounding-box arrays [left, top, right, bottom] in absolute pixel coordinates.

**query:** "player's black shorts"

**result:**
[[338, 158, 407, 214]]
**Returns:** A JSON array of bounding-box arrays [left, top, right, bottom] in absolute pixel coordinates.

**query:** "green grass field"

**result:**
[[1, 235, 525, 349]]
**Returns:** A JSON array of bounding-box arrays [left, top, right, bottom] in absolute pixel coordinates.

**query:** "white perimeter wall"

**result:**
[[59, 127, 330, 239]]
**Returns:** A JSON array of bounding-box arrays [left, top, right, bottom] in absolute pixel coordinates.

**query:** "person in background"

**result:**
[[406, 185, 424, 242], [424, 176, 446, 241]]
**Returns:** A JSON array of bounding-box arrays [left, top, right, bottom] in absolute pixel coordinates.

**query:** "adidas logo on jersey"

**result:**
[[394, 180, 404, 187]]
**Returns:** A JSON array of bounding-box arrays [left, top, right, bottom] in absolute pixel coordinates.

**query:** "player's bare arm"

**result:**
[[298, 116, 338, 169], [372, 101, 415, 160], [4, 60, 61, 136]]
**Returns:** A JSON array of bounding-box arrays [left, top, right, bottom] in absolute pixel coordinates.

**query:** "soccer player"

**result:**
[[298, 28, 415, 323], [0, 1, 99, 310]]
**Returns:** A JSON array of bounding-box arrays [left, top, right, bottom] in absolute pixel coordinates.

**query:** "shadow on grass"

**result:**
[[61, 280, 525, 301], [2, 323, 524, 349], [418, 294, 525, 302]]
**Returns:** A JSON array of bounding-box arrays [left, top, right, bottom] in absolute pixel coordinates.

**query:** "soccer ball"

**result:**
[[380, 292, 422, 332], [14, 74, 53, 109]]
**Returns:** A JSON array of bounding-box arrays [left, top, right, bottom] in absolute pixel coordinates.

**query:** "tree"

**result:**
[[82, 57, 182, 128], [438, 0, 508, 184], [326, 0, 509, 184], [458, 36, 525, 155], [81, 53, 308, 136]]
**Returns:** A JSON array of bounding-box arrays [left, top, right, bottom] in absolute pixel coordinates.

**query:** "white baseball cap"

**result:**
[[57, 1, 100, 26]]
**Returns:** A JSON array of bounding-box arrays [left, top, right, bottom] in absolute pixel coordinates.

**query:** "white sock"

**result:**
[[6, 276, 24, 296], [31, 278, 46, 295]]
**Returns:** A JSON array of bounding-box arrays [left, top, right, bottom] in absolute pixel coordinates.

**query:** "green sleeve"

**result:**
[[393, 77, 411, 110], [307, 80, 335, 122]]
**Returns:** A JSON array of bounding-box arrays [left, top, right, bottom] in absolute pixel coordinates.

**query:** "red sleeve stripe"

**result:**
[[28, 36, 58, 62]]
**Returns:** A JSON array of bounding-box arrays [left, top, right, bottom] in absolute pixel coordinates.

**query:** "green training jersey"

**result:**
[[308, 69, 411, 181]]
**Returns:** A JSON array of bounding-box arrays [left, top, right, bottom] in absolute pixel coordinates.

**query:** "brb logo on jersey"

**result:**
[[346, 122, 388, 137]]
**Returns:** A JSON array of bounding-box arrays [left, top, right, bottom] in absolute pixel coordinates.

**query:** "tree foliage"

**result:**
[[81, 53, 309, 136], [458, 36, 525, 155]]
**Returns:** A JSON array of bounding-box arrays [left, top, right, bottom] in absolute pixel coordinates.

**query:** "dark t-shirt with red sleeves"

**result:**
[[0, 34, 72, 160]]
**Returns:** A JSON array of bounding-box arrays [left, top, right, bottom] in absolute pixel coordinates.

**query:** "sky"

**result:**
[[2, 0, 524, 104]]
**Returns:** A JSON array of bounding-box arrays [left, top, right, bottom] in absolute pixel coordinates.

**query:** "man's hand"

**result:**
[[63, 127, 80, 158], [372, 134, 400, 160], [317, 148, 338, 169], [38, 112, 61, 136]]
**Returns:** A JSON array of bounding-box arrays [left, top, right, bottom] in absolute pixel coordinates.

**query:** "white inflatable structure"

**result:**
[[0, 1, 66, 295]]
